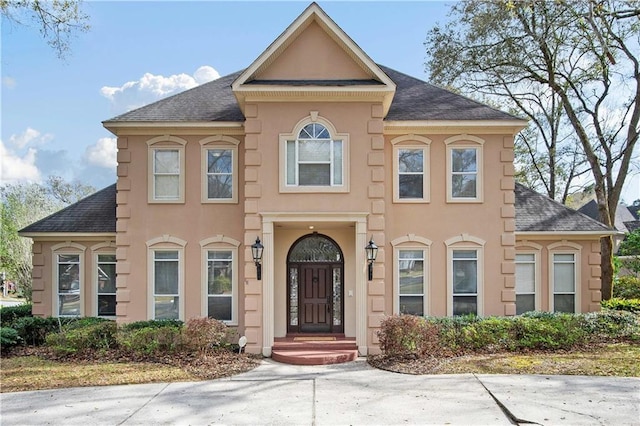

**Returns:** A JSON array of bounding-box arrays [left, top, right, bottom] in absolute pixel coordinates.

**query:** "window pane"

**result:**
[[98, 262, 116, 294], [452, 174, 477, 198], [555, 254, 575, 262], [399, 175, 423, 198], [299, 140, 330, 162], [155, 251, 178, 260], [554, 262, 575, 293], [453, 296, 477, 316], [208, 296, 232, 321], [554, 294, 575, 313], [154, 150, 179, 173], [155, 175, 179, 199], [155, 296, 179, 319], [453, 250, 476, 259], [287, 141, 296, 185], [452, 149, 476, 172], [333, 141, 343, 185], [399, 149, 423, 173], [290, 267, 298, 326], [208, 259, 232, 295], [515, 262, 535, 293], [207, 149, 232, 173], [155, 260, 178, 295], [59, 295, 80, 316], [400, 296, 423, 316], [98, 295, 116, 316], [333, 268, 341, 326], [58, 263, 80, 293], [453, 260, 477, 293], [516, 294, 535, 315], [207, 175, 232, 199], [299, 164, 331, 185], [59, 254, 79, 263], [400, 260, 423, 295]]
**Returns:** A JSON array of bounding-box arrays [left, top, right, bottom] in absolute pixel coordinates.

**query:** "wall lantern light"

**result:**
[[365, 238, 378, 281], [251, 237, 264, 280]]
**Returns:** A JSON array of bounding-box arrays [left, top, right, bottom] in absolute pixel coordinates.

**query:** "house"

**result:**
[[578, 200, 638, 252], [20, 3, 615, 357]]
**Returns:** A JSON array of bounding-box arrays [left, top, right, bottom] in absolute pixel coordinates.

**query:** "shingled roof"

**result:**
[[515, 183, 613, 233], [21, 183, 613, 236], [104, 66, 520, 124], [19, 184, 116, 234]]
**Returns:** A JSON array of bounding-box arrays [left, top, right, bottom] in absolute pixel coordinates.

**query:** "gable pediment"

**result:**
[[232, 3, 395, 114]]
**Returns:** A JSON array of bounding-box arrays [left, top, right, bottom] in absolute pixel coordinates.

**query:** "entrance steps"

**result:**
[[272, 335, 358, 365]]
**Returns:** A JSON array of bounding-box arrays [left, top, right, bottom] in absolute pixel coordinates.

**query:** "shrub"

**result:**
[[117, 325, 184, 355], [46, 320, 117, 356], [602, 298, 640, 313], [613, 276, 640, 299], [120, 319, 184, 331], [582, 311, 640, 340], [0, 304, 33, 327], [12, 316, 64, 346], [183, 317, 230, 354], [1, 327, 21, 350]]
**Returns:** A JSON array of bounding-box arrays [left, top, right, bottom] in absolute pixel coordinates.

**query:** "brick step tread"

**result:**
[[272, 349, 358, 366], [273, 341, 357, 351]]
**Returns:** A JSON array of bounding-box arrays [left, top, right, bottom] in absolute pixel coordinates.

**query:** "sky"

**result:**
[[1, 0, 639, 204]]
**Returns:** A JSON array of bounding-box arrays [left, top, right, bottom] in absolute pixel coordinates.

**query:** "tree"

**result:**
[[425, 0, 640, 299], [1, 0, 90, 58], [0, 177, 95, 301]]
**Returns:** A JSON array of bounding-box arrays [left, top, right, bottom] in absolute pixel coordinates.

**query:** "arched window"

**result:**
[[285, 121, 344, 187]]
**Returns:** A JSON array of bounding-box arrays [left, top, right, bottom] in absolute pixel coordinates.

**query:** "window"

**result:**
[[200, 136, 239, 203], [515, 253, 536, 314], [97, 254, 116, 317], [392, 135, 431, 203], [152, 250, 180, 320], [452, 250, 479, 316], [56, 254, 82, 316], [445, 135, 484, 202], [552, 253, 576, 313], [147, 136, 186, 203], [280, 116, 349, 193], [206, 250, 233, 321], [200, 236, 240, 325], [398, 250, 425, 315], [287, 123, 342, 186]]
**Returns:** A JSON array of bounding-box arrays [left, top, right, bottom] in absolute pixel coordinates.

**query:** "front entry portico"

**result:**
[[258, 212, 370, 357]]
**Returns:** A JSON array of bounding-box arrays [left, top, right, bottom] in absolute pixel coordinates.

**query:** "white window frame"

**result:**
[[391, 235, 432, 316], [445, 135, 484, 203], [200, 236, 240, 325], [52, 242, 86, 317], [91, 242, 116, 318], [200, 136, 239, 203], [147, 236, 186, 320], [445, 235, 485, 316], [392, 135, 431, 203], [548, 241, 581, 313], [515, 242, 542, 315], [279, 114, 350, 193], [147, 136, 187, 203]]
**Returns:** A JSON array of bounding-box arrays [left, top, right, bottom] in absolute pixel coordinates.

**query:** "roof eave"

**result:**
[[102, 121, 244, 135], [516, 230, 622, 239], [19, 232, 117, 240], [384, 120, 527, 135]]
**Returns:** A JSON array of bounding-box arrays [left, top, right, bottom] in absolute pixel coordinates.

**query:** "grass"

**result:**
[[369, 343, 640, 377], [1, 356, 197, 393]]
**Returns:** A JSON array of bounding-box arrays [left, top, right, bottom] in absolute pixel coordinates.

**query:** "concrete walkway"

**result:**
[[1, 358, 639, 425]]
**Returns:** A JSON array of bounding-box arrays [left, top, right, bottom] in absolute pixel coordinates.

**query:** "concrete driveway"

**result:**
[[1, 358, 638, 425]]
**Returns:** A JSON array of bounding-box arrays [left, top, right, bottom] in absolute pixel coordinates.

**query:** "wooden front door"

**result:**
[[300, 265, 332, 333]]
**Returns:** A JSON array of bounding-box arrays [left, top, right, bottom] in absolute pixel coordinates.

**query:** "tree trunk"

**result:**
[[600, 236, 614, 301]]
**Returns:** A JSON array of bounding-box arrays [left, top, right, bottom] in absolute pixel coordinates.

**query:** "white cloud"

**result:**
[[101, 65, 220, 114], [0, 140, 41, 184], [84, 137, 117, 169], [8, 127, 53, 149], [2, 76, 16, 89]]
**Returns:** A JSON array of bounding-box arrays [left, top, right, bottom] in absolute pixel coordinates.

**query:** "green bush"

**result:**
[[613, 276, 640, 299], [510, 314, 588, 350], [1, 327, 21, 350], [183, 317, 230, 353], [582, 311, 640, 340], [12, 316, 64, 346], [120, 319, 184, 331], [602, 298, 640, 313], [117, 325, 184, 355], [0, 304, 32, 327], [377, 315, 425, 357], [46, 320, 117, 356]]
